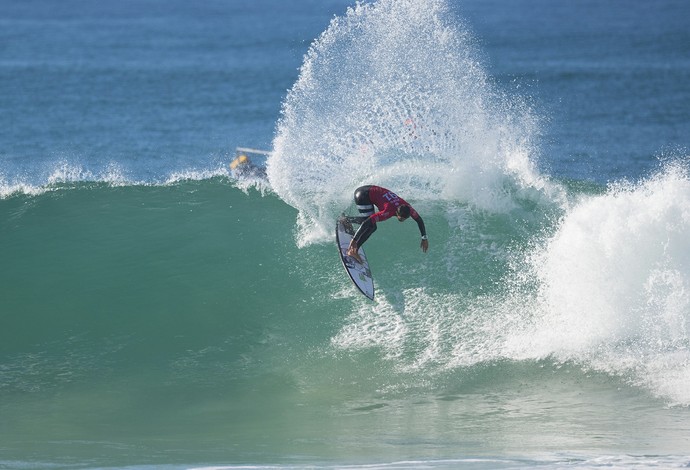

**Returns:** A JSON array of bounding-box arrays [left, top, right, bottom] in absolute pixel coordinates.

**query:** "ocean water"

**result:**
[[1, 0, 690, 469]]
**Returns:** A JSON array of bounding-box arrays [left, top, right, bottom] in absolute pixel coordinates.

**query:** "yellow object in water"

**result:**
[[230, 155, 249, 170]]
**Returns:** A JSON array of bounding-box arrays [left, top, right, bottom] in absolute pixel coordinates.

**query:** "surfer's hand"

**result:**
[[420, 238, 429, 253]]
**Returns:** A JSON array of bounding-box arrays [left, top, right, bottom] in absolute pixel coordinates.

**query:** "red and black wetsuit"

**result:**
[[351, 185, 426, 248]]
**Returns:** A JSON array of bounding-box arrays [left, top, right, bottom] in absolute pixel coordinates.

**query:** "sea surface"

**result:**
[[1, 0, 690, 468]]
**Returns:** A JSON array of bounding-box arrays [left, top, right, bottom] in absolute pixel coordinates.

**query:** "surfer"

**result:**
[[345, 185, 428, 263], [229, 153, 266, 179]]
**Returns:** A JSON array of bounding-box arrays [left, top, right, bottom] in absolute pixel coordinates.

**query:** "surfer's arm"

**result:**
[[412, 214, 426, 237], [413, 214, 429, 253]]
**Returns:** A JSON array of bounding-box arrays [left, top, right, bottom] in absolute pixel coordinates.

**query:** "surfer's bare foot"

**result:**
[[347, 246, 363, 264]]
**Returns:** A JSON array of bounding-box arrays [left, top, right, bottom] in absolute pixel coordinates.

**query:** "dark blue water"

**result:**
[[1, 0, 353, 183], [462, 0, 690, 182], [2, 0, 688, 188]]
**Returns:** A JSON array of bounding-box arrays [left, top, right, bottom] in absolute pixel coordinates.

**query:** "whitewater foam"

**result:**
[[329, 161, 690, 405], [0, 158, 248, 199], [520, 162, 690, 404]]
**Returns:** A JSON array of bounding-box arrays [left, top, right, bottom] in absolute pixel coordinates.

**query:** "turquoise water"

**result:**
[[2, 180, 690, 468], [2, 0, 690, 468]]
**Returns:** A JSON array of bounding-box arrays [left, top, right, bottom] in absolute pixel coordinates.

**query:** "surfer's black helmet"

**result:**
[[396, 205, 411, 220]]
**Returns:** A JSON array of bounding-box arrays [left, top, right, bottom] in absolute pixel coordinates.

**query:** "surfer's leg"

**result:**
[[353, 220, 377, 247]]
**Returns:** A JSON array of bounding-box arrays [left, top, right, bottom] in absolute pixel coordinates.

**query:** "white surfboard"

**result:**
[[336, 217, 374, 300]]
